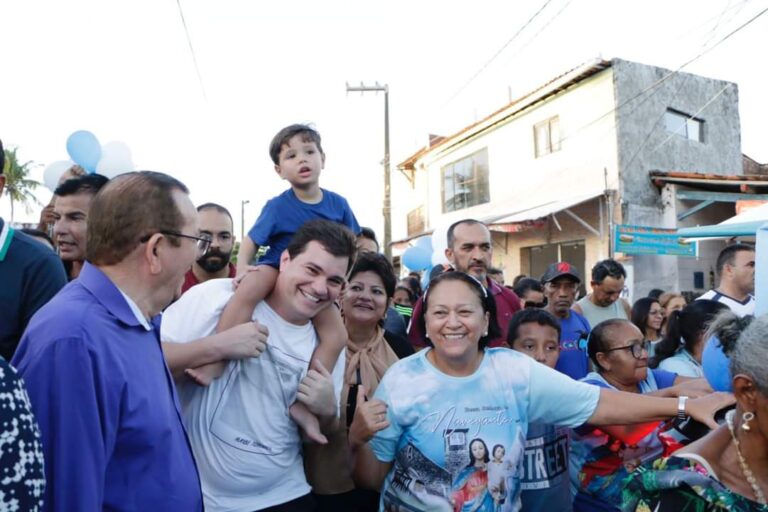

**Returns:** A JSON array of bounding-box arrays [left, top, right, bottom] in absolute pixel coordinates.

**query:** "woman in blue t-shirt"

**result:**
[[570, 318, 717, 511], [347, 273, 734, 512]]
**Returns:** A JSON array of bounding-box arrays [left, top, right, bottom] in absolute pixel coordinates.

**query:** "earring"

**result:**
[[483, 331, 488, 337], [742, 411, 755, 432]]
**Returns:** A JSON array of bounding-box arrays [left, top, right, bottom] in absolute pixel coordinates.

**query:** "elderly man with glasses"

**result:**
[[13, 172, 205, 511]]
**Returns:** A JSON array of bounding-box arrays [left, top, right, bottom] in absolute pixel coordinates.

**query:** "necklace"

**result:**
[[725, 410, 767, 505]]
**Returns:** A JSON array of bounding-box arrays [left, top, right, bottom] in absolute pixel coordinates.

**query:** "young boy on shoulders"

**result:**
[[186, 124, 360, 444]]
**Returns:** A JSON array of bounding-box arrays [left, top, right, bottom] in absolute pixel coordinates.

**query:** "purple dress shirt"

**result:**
[[12, 262, 203, 511]]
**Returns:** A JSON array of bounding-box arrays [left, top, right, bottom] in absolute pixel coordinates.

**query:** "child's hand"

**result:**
[[296, 361, 336, 418], [217, 320, 269, 360]]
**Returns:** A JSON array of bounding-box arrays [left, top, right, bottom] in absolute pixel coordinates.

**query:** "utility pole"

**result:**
[[346, 81, 391, 259], [240, 199, 250, 242]]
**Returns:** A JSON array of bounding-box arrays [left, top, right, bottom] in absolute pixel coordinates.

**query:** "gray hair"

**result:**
[[706, 311, 767, 394]]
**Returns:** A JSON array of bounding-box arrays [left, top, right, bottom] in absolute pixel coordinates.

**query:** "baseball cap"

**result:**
[[540, 262, 581, 284]]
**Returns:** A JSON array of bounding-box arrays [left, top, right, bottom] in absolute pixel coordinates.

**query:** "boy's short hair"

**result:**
[[506, 309, 561, 345], [286, 219, 357, 272], [269, 124, 324, 165]]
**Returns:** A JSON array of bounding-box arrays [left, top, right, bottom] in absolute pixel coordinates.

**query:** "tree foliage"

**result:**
[[2, 146, 42, 222]]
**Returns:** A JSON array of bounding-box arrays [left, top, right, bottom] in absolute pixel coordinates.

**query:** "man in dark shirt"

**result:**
[[0, 138, 67, 360]]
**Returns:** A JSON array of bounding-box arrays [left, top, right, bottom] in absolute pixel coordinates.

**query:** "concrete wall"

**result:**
[[612, 59, 742, 297], [390, 66, 619, 243]]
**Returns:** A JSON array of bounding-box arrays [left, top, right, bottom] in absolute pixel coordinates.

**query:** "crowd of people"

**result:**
[[0, 127, 765, 512]]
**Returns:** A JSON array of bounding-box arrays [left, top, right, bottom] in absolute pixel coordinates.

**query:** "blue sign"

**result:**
[[614, 224, 696, 257]]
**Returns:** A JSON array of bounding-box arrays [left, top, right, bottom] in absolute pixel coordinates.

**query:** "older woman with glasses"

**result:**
[[570, 319, 715, 511]]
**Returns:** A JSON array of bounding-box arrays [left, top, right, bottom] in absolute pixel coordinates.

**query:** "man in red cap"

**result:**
[[541, 261, 591, 379]]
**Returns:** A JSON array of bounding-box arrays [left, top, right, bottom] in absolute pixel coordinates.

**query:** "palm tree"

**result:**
[[2, 146, 42, 222]]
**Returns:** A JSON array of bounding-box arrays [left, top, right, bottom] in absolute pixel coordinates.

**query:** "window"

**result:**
[[441, 148, 490, 213], [407, 206, 425, 237], [533, 116, 561, 157], [664, 109, 704, 142]]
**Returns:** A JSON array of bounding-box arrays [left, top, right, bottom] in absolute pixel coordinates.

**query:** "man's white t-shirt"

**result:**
[[161, 279, 344, 512], [696, 289, 755, 317]]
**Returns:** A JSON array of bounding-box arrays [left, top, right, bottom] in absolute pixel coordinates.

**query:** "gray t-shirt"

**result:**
[[576, 296, 628, 328]]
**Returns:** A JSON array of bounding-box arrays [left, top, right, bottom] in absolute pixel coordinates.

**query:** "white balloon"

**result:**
[[43, 160, 75, 192], [96, 140, 134, 178], [431, 250, 448, 266], [430, 222, 451, 266]]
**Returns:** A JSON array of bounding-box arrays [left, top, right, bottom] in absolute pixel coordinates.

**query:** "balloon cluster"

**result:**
[[42, 130, 135, 192], [401, 222, 452, 272]]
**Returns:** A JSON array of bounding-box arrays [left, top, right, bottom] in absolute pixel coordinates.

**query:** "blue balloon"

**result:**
[[66, 130, 102, 173], [702, 335, 732, 392], [402, 246, 431, 271], [415, 236, 432, 252]]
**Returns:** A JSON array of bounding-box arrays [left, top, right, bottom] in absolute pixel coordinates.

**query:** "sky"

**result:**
[[2, 0, 767, 241]]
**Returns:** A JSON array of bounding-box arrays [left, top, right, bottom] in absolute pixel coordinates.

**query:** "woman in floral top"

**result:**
[[623, 312, 768, 511]]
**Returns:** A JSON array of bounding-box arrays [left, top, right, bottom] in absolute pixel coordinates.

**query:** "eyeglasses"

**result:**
[[524, 300, 547, 309], [140, 230, 212, 254], [603, 339, 651, 359], [648, 309, 664, 317]]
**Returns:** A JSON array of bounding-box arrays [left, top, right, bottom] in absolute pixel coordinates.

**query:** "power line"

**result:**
[[442, 0, 556, 107], [558, 4, 768, 147], [175, 0, 208, 102], [618, 2, 747, 172]]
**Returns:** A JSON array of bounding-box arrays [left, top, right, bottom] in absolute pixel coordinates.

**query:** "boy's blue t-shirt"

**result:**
[[248, 188, 360, 266], [520, 423, 572, 512], [555, 311, 591, 380], [369, 348, 600, 512]]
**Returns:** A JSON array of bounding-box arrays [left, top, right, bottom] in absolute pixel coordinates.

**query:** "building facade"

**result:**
[[393, 58, 752, 299]]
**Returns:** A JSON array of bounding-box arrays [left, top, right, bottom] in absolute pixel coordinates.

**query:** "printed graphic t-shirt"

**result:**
[[369, 348, 600, 512], [569, 369, 677, 511], [555, 311, 591, 380], [520, 423, 572, 512]]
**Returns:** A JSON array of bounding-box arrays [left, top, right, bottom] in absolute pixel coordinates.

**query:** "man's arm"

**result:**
[[162, 321, 268, 381]]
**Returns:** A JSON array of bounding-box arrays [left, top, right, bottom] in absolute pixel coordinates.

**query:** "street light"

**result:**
[[240, 199, 250, 242], [346, 81, 391, 259]]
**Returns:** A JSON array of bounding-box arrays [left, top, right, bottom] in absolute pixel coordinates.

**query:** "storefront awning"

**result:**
[[487, 192, 604, 234], [678, 202, 768, 239], [678, 221, 767, 238]]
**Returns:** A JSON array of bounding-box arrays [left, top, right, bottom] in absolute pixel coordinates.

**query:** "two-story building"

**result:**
[[393, 58, 760, 299]]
